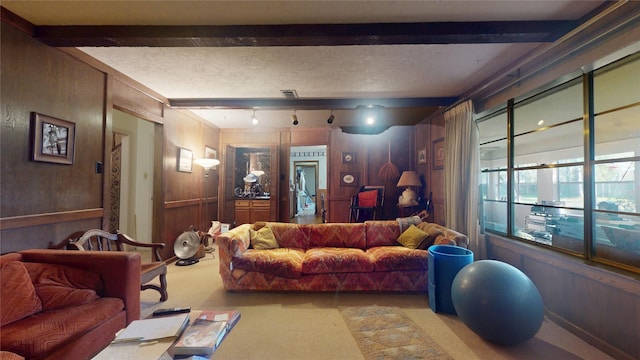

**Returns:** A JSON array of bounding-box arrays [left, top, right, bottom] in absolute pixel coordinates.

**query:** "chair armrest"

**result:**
[[19, 249, 141, 324], [118, 232, 165, 262]]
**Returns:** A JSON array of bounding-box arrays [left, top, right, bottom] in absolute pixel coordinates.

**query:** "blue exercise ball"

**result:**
[[451, 260, 544, 346]]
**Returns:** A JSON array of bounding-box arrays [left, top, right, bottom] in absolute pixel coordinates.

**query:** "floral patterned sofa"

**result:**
[[216, 220, 468, 292]]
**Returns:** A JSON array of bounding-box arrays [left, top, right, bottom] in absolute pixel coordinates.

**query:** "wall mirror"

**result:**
[[233, 147, 271, 198]]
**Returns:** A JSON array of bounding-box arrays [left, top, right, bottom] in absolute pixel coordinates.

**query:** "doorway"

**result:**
[[111, 110, 155, 243], [294, 161, 318, 216], [290, 145, 327, 224]]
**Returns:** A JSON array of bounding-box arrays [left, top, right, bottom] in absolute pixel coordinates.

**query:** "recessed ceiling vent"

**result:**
[[280, 89, 298, 99]]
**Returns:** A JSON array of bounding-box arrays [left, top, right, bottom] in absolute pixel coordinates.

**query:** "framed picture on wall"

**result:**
[[340, 172, 359, 186], [433, 138, 445, 170], [30, 112, 76, 165], [342, 152, 356, 164], [178, 147, 193, 172], [418, 147, 427, 164], [204, 146, 218, 170]]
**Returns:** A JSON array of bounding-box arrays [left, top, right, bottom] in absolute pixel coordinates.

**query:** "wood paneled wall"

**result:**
[[1, 22, 106, 252], [487, 234, 640, 360]]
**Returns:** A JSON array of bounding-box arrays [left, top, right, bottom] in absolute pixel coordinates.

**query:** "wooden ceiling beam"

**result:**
[[168, 97, 457, 110], [32, 21, 577, 47]]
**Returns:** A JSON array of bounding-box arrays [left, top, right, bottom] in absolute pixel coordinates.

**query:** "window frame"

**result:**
[[478, 52, 640, 274]]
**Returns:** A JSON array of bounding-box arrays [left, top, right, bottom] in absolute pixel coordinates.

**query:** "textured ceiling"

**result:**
[[2, 1, 606, 129]]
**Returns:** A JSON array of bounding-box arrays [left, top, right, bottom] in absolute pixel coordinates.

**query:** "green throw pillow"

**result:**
[[396, 225, 429, 249], [250, 226, 280, 250]]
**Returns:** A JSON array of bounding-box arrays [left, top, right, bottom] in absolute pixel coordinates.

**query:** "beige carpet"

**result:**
[[340, 305, 453, 360], [138, 250, 615, 360]]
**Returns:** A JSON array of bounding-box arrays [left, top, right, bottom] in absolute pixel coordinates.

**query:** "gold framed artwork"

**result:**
[[30, 112, 75, 165], [418, 147, 427, 164], [433, 138, 444, 170], [342, 152, 356, 164], [340, 172, 359, 186], [178, 147, 193, 172], [205, 146, 218, 170]]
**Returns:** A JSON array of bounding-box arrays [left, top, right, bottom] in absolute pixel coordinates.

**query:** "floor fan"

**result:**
[[174, 230, 201, 266]]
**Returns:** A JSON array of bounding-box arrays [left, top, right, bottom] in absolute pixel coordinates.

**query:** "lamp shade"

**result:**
[[396, 171, 421, 188], [194, 158, 220, 169]]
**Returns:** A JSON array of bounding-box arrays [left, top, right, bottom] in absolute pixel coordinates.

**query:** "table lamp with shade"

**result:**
[[397, 170, 421, 206]]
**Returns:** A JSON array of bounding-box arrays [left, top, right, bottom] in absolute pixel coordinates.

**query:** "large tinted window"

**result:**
[[478, 53, 640, 273]]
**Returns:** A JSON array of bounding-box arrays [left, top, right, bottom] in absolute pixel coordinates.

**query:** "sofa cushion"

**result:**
[[397, 225, 429, 249], [0, 298, 124, 359], [232, 248, 305, 278], [308, 223, 366, 249], [0, 262, 42, 326], [365, 220, 401, 248], [249, 226, 280, 250], [367, 246, 429, 271], [24, 263, 102, 310], [302, 247, 374, 274], [357, 190, 378, 207], [267, 222, 310, 249], [415, 223, 443, 249]]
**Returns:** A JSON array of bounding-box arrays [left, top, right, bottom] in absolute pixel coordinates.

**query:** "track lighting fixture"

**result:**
[[327, 110, 334, 124], [251, 109, 258, 125], [291, 110, 298, 126]]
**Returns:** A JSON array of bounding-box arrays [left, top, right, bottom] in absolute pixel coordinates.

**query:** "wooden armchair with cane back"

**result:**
[[52, 229, 168, 301]]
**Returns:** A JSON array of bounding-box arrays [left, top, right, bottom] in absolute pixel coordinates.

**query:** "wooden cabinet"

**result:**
[[235, 199, 271, 225]]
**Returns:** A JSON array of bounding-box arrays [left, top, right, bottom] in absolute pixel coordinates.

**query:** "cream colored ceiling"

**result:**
[[2, 1, 605, 129]]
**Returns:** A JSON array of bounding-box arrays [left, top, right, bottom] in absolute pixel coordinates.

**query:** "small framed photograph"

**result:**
[[205, 146, 218, 170], [433, 138, 445, 170], [418, 147, 427, 164], [220, 223, 230, 233], [30, 112, 75, 165], [178, 147, 193, 172], [342, 152, 356, 164], [340, 172, 359, 187]]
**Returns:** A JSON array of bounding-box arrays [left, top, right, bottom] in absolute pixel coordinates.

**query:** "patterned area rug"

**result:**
[[339, 305, 453, 360]]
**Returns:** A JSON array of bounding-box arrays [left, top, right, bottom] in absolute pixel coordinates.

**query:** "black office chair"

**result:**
[[349, 186, 385, 222]]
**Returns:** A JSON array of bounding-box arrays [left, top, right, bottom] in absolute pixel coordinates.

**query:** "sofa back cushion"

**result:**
[[24, 263, 102, 310], [266, 222, 310, 249], [308, 223, 366, 249], [365, 221, 402, 248], [0, 261, 42, 326]]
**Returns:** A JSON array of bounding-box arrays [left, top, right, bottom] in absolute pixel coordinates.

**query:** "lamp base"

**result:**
[[398, 188, 418, 206]]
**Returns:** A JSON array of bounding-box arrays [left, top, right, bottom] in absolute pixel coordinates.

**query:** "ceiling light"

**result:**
[[366, 116, 375, 125], [251, 109, 258, 125], [327, 110, 334, 124], [537, 120, 545, 126], [291, 110, 299, 126]]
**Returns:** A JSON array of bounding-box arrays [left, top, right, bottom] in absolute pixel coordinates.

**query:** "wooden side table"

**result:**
[[397, 204, 421, 218]]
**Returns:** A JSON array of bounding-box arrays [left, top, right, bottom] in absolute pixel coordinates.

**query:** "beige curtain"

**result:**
[[444, 100, 485, 259]]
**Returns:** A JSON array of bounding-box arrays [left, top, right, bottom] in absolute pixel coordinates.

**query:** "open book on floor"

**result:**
[[173, 310, 240, 356]]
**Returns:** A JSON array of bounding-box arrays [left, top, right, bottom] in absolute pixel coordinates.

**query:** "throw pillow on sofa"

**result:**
[[250, 226, 280, 250], [416, 223, 444, 249], [0, 262, 42, 326], [396, 225, 430, 249]]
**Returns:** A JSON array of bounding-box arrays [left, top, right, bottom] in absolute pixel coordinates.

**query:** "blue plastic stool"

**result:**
[[428, 245, 473, 314]]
